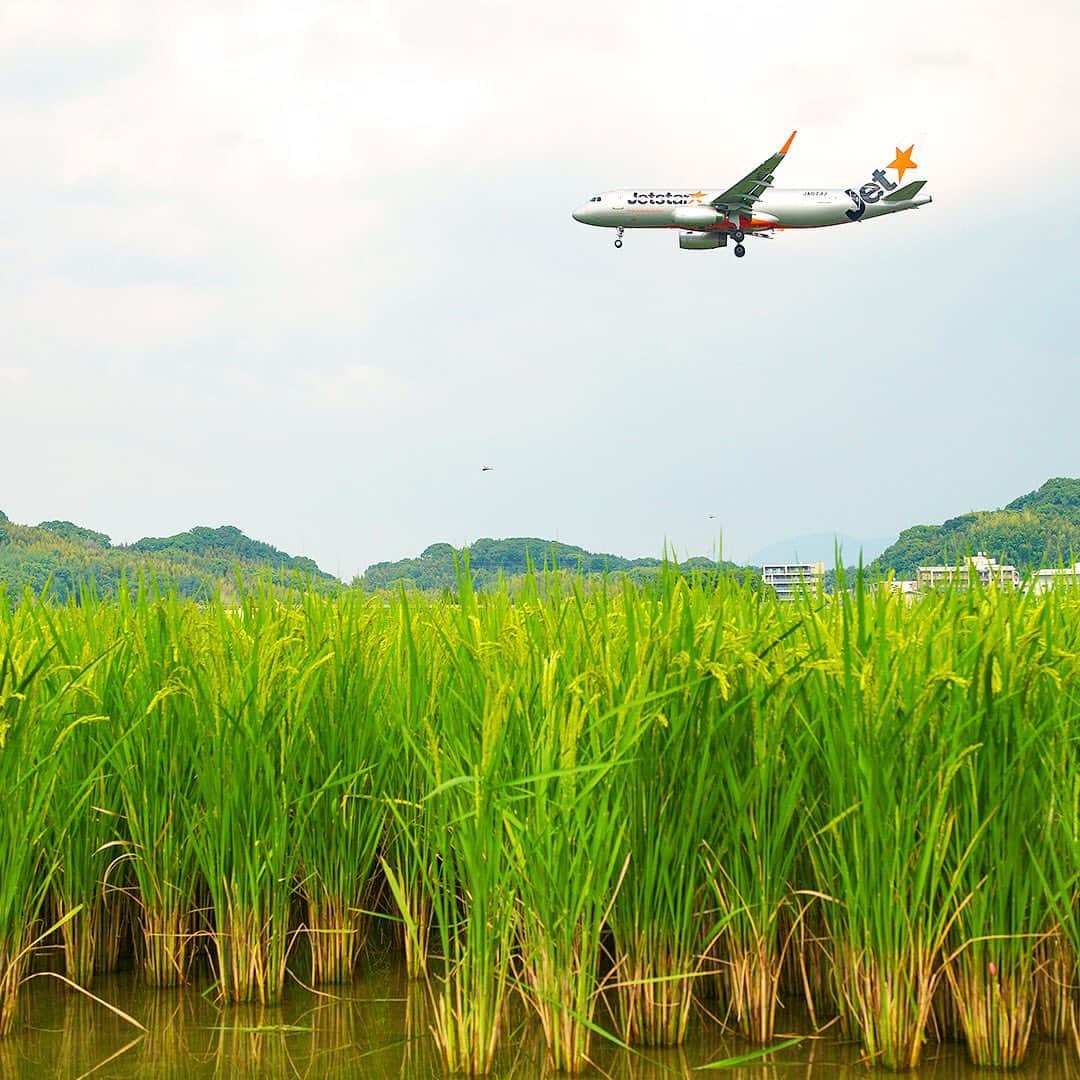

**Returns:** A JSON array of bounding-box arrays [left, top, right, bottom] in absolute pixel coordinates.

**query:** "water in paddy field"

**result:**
[[6, 965, 1080, 1080]]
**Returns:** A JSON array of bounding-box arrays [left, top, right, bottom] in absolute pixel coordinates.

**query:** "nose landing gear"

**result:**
[[614, 227, 624, 249]]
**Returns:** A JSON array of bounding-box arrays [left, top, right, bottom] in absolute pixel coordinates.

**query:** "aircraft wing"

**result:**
[[710, 131, 796, 209]]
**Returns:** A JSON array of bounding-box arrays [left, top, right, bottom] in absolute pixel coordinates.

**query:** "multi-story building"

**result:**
[[887, 579, 920, 603], [1031, 562, 1080, 594], [916, 552, 1020, 591], [762, 562, 825, 601]]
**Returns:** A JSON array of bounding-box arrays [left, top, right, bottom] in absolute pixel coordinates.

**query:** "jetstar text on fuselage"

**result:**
[[627, 191, 704, 205]]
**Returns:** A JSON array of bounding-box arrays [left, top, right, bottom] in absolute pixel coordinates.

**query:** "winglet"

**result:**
[[779, 130, 797, 155]]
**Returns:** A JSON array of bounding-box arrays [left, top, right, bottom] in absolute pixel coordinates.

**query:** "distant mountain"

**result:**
[[870, 478, 1080, 578], [748, 533, 893, 568], [361, 537, 755, 591], [130, 525, 325, 575], [0, 514, 335, 602], [1004, 478, 1080, 523], [37, 520, 112, 547]]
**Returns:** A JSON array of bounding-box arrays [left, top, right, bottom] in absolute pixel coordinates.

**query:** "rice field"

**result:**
[[2, 567, 1080, 1073]]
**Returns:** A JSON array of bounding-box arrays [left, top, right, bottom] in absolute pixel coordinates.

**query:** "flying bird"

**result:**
[[481, 465, 494, 472]]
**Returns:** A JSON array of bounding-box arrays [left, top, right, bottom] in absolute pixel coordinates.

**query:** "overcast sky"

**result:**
[[2, 1, 1077, 578]]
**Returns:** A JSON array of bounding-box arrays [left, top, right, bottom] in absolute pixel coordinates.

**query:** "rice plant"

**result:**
[[0, 604, 68, 1033], [293, 590, 388, 985], [20, 593, 128, 988], [942, 588, 1059, 1067], [110, 589, 206, 987], [507, 650, 637, 1073], [188, 591, 307, 1004], [804, 578, 979, 1070], [705, 659, 814, 1044], [606, 572, 731, 1047], [384, 574, 523, 1075], [382, 590, 445, 981]]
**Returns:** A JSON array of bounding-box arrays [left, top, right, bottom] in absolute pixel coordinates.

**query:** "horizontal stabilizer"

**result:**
[[885, 180, 927, 202]]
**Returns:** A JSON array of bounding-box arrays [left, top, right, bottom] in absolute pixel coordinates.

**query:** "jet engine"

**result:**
[[671, 205, 720, 229], [678, 231, 726, 250]]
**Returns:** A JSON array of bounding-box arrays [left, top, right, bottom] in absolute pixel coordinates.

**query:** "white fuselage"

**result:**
[[572, 186, 930, 233]]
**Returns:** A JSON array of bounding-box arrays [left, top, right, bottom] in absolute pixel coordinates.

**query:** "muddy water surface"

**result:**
[[5, 963, 1080, 1079]]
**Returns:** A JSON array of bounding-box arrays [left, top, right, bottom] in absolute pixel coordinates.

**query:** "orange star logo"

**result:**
[[688, 190, 706, 203], [888, 145, 917, 184]]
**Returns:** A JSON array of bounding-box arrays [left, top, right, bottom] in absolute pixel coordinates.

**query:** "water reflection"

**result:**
[[2, 967, 1080, 1077]]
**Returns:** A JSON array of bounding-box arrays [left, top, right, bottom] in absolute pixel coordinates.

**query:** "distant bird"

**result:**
[[481, 465, 494, 472], [708, 514, 717, 519]]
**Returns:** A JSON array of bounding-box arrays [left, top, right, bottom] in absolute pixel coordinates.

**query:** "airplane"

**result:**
[[571, 133, 930, 259]]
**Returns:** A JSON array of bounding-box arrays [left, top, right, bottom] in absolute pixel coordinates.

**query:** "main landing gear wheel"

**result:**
[[614, 227, 624, 249], [732, 229, 745, 243], [734, 243, 746, 258]]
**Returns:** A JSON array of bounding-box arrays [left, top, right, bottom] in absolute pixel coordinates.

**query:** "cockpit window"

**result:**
[[590, 195, 601, 202]]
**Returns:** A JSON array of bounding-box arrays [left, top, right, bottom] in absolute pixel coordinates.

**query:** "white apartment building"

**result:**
[[1031, 562, 1080, 594], [762, 562, 825, 601], [887, 579, 920, 603], [916, 552, 1020, 591]]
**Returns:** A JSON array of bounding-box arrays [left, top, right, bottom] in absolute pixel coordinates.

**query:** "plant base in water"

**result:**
[[840, 948, 937, 1071], [306, 898, 366, 985], [210, 907, 288, 1005], [617, 947, 695, 1047], [429, 963, 509, 1076], [55, 897, 98, 988], [140, 907, 193, 988], [521, 938, 597, 1074], [1035, 932, 1072, 1042], [947, 955, 1035, 1068], [724, 935, 784, 1044], [0, 946, 29, 1038]]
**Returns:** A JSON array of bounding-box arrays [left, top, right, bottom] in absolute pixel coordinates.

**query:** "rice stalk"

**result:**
[[294, 591, 388, 985], [188, 591, 305, 1004], [508, 654, 635, 1073]]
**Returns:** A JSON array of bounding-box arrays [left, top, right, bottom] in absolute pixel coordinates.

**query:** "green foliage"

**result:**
[[130, 525, 324, 576], [0, 516, 334, 603], [1005, 476, 1080, 521], [35, 521, 111, 547], [362, 536, 756, 592], [873, 477, 1080, 577]]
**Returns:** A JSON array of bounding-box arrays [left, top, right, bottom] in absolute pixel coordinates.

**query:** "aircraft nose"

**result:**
[[572, 203, 591, 224]]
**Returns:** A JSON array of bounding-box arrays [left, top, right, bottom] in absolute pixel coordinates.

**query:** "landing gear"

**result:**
[[734, 243, 746, 258], [732, 229, 745, 243], [614, 227, 624, 249]]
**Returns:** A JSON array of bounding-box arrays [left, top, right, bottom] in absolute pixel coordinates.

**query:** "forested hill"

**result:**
[[361, 537, 752, 591], [0, 515, 335, 602], [870, 478, 1080, 577], [129, 525, 326, 574]]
